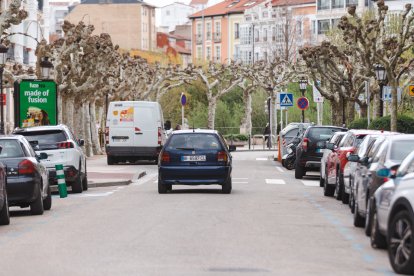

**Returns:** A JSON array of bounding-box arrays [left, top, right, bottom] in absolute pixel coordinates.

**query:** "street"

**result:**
[[0, 151, 392, 275]]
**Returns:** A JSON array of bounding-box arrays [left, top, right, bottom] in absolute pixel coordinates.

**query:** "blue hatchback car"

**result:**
[[158, 129, 234, 194]]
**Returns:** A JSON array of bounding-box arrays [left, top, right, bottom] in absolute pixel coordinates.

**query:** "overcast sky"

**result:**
[[145, 0, 192, 8]]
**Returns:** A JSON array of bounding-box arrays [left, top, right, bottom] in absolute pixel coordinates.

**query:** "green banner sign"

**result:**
[[14, 80, 58, 128]]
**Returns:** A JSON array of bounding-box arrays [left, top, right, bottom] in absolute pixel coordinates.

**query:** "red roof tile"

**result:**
[[271, 0, 315, 6], [189, 0, 265, 18], [190, 0, 209, 5]]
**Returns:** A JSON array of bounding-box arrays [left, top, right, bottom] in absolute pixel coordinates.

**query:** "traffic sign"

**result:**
[[382, 86, 402, 102], [297, 97, 309, 110], [409, 85, 414, 97], [279, 93, 293, 107], [180, 93, 187, 106], [312, 86, 324, 103]]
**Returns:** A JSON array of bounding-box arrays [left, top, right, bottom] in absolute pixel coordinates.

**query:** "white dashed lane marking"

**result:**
[[266, 179, 286, 185], [275, 167, 285, 172], [256, 158, 268, 161], [301, 180, 320, 187]]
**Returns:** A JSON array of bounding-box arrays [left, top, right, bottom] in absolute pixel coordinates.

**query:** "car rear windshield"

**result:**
[[390, 140, 414, 161], [308, 128, 341, 141], [0, 140, 24, 158], [167, 133, 223, 151], [18, 130, 67, 150]]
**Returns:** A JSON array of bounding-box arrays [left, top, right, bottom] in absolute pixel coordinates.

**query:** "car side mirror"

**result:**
[[78, 139, 85, 147], [377, 168, 391, 178], [326, 143, 335, 150], [317, 141, 326, 149], [229, 145, 236, 152], [347, 154, 359, 162], [359, 156, 369, 165], [38, 152, 48, 160]]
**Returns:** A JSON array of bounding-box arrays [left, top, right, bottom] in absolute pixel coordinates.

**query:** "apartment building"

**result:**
[[239, 0, 316, 64], [65, 0, 156, 51], [189, 0, 265, 64], [158, 2, 195, 32]]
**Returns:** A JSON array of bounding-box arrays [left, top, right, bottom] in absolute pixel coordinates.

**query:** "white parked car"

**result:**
[[14, 125, 87, 193]]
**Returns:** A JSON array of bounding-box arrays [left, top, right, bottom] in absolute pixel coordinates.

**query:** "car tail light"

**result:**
[[105, 127, 109, 145], [161, 152, 170, 163], [57, 141, 74, 149], [18, 160, 35, 175], [302, 138, 309, 151], [217, 151, 228, 162], [158, 127, 162, 145]]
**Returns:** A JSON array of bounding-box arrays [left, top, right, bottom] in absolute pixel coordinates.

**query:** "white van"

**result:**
[[105, 101, 166, 165]]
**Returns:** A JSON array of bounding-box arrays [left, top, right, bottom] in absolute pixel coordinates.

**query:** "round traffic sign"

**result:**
[[181, 93, 187, 106], [297, 97, 309, 110]]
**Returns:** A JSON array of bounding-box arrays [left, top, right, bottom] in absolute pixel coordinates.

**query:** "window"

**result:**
[[263, 28, 268, 42], [311, 20, 316, 34], [346, 0, 358, 6], [215, 22, 221, 34], [0, 140, 24, 158], [332, 18, 341, 28], [254, 28, 259, 42], [390, 140, 414, 161], [197, 23, 202, 35], [332, 0, 344, 8], [142, 7, 147, 16], [296, 21, 302, 36], [318, 20, 330, 34], [263, 51, 268, 61], [206, 46, 211, 60], [20, 130, 67, 150], [167, 134, 223, 151], [272, 27, 276, 41], [234, 23, 240, 39], [215, 45, 221, 61], [206, 22, 212, 40], [166, 10, 170, 16], [196, 46, 202, 59], [317, 0, 330, 10], [263, 11, 268, 18], [234, 45, 240, 59]]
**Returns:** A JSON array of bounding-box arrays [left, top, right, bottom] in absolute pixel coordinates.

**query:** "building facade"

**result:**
[[157, 32, 192, 67], [158, 2, 195, 32], [65, 0, 156, 51], [49, 0, 79, 42]]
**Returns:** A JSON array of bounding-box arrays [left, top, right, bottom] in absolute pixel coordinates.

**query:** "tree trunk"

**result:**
[[58, 93, 63, 124], [360, 103, 367, 118], [243, 90, 252, 136], [331, 99, 342, 126], [390, 83, 398, 132], [207, 97, 217, 129], [90, 100, 102, 155], [83, 102, 93, 157], [97, 104, 105, 150], [65, 96, 75, 131], [74, 101, 84, 138], [346, 100, 355, 125], [373, 92, 380, 119]]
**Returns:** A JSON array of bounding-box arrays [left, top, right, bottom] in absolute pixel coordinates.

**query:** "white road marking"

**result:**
[[132, 173, 158, 186], [256, 158, 268, 161], [301, 180, 320, 187], [266, 179, 286, 185], [233, 182, 248, 184], [233, 178, 248, 180], [276, 167, 285, 172], [78, 191, 115, 197]]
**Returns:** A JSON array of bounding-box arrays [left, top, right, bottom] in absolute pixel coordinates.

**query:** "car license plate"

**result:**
[[114, 138, 128, 142], [181, 155, 206, 162]]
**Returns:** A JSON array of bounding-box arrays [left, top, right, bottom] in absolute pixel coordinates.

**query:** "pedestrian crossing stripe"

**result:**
[[266, 179, 286, 185]]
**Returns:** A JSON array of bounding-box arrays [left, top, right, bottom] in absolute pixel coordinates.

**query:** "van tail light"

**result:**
[[158, 127, 162, 145], [302, 138, 309, 152], [161, 152, 170, 163], [105, 127, 109, 145], [57, 141, 74, 149], [18, 160, 35, 175], [217, 151, 228, 163]]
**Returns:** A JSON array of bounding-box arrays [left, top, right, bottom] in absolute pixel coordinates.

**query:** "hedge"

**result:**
[[368, 115, 414, 133], [224, 134, 249, 141], [348, 118, 368, 129]]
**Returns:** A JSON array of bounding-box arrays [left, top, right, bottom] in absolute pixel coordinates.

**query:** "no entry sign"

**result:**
[[297, 97, 309, 110]]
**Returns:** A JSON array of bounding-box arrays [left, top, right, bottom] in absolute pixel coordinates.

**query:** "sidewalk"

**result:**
[[87, 155, 147, 188]]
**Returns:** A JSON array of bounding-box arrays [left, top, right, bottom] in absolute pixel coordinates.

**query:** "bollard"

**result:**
[[277, 136, 282, 162], [55, 164, 67, 198]]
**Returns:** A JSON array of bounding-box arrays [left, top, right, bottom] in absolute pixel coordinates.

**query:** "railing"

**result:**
[[213, 32, 221, 42]]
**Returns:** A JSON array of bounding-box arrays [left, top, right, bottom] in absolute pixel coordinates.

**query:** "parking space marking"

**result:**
[[266, 179, 285, 185], [301, 180, 319, 187], [275, 167, 284, 172], [233, 182, 248, 184], [233, 178, 248, 180], [256, 158, 268, 161], [77, 191, 115, 197]]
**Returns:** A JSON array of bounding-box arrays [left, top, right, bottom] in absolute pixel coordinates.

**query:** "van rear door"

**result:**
[[108, 102, 135, 148], [133, 104, 158, 147]]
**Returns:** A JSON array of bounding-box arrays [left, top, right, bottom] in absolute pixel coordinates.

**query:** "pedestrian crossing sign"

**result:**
[[279, 93, 294, 107]]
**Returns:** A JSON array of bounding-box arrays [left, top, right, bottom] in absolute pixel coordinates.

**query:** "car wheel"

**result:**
[[158, 176, 168, 194], [0, 188, 10, 225], [107, 156, 114, 165], [82, 163, 88, 191], [43, 185, 52, 211], [388, 210, 414, 274], [30, 185, 44, 215], [349, 178, 355, 213], [319, 168, 325, 187], [295, 163, 304, 179], [365, 197, 373, 237], [222, 177, 232, 194], [354, 199, 365, 227], [334, 170, 342, 201], [341, 175, 349, 205], [324, 170, 334, 197], [370, 205, 386, 249]]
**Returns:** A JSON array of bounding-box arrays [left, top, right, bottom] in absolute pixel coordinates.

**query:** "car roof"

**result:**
[[386, 134, 414, 142], [0, 135, 25, 140], [172, 129, 219, 135], [347, 129, 387, 136], [13, 124, 67, 133]]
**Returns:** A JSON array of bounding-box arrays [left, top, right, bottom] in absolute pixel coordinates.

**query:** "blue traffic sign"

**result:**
[[297, 97, 309, 110], [279, 93, 294, 107], [181, 93, 187, 106]]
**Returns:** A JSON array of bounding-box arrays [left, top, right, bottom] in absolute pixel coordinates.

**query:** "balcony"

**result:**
[[195, 34, 203, 44], [213, 32, 221, 43], [234, 31, 240, 39]]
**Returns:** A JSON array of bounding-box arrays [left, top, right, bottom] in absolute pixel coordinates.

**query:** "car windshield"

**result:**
[[308, 128, 340, 141], [18, 130, 67, 150], [167, 133, 223, 151], [0, 139, 24, 158], [390, 140, 414, 161]]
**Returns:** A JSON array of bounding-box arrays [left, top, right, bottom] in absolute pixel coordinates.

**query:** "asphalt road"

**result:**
[[0, 151, 393, 275]]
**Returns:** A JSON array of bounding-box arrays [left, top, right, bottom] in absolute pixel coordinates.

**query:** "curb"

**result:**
[[87, 170, 147, 188]]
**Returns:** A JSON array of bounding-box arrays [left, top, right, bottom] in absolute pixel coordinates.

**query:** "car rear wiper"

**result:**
[[176, 147, 195, 150]]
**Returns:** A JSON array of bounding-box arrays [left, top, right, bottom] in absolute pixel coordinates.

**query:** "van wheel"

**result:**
[[107, 156, 114, 165], [0, 188, 10, 225]]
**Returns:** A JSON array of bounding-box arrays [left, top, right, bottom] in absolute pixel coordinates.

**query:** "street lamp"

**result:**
[[40, 57, 53, 79], [298, 77, 308, 123], [0, 44, 8, 135], [374, 63, 387, 117]]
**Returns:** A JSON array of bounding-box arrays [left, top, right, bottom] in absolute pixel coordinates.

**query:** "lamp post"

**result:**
[[0, 44, 8, 135], [40, 57, 53, 79], [374, 63, 386, 117], [298, 77, 308, 123]]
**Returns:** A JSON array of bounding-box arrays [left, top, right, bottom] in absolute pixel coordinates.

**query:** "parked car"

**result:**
[[325, 130, 381, 203], [0, 136, 50, 215], [105, 101, 166, 165], [370, 150, 414, 250], [0, 155, 9, 225], [319, 131, 346, 190], [14, 125, 87, 193], [158, 129, 235, 194], [294, 125, 347, 179]]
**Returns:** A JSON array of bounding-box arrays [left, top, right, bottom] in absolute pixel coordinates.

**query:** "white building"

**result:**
[[49, 0, 79, 42], [190, 0, 222, 12], [158, 2, 195, 32]]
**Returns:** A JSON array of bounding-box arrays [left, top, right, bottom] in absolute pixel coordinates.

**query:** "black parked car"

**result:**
[[0, 136, 51, 215], [0, 157, 9, 225], [295, 126, 347, 179]]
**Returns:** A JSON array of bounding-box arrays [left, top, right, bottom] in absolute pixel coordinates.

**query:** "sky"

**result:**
[[145, 0, 192, 8]]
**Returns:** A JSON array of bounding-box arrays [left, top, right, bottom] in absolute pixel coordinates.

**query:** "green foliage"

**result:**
[[251, 89, 268, 135], [188, 101, 208, 128], [368, 115, 414, 133], [215, 98, 244, 135], [348, 118, 368, 129], [223, 134, 248, 141]]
